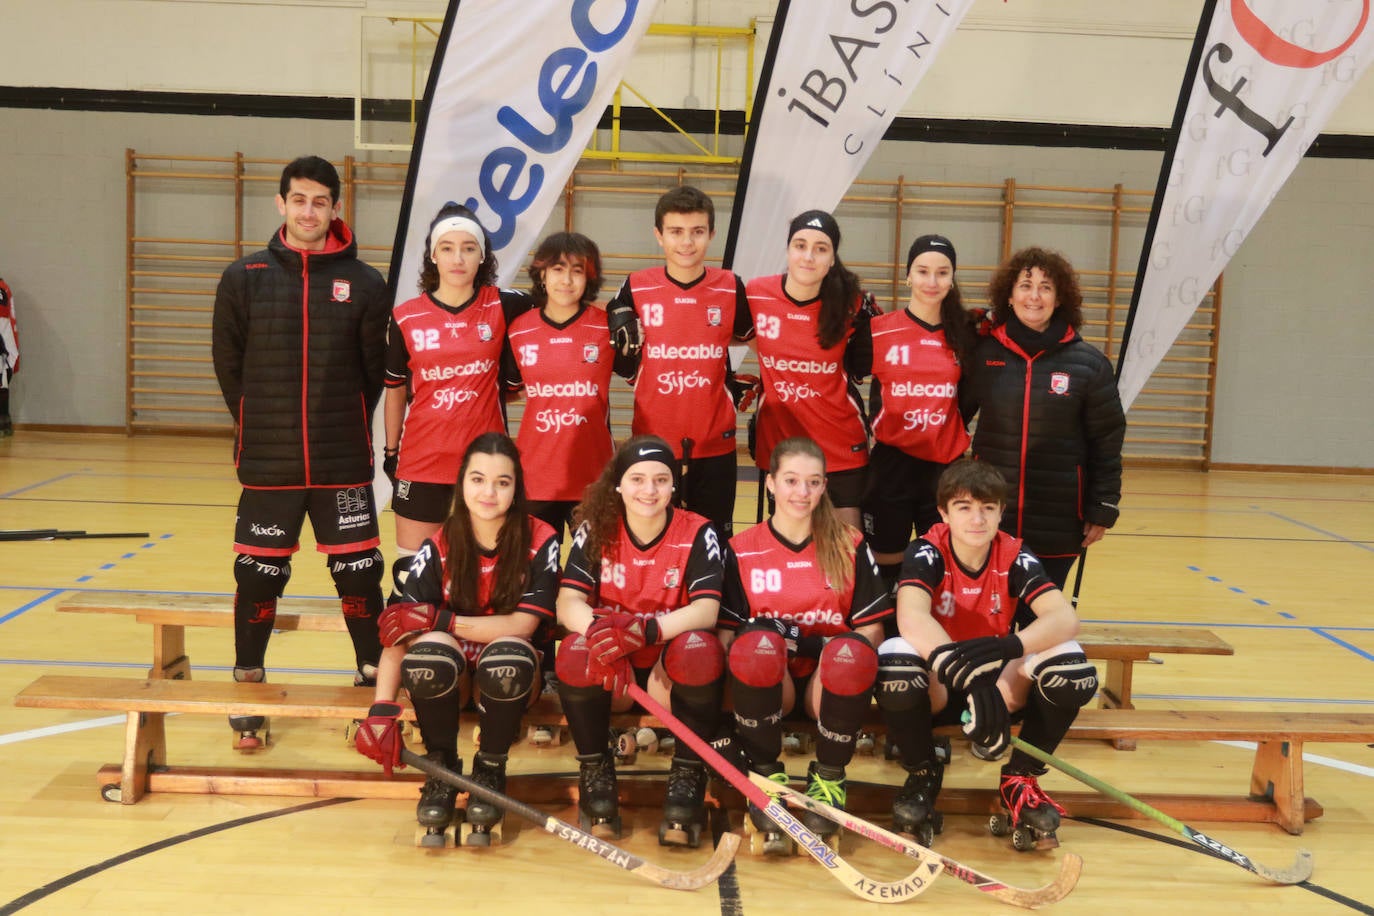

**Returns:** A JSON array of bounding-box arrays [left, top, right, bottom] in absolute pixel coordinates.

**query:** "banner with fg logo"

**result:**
[[722, 0, 975, 281], [1117, 0, 1373, 408]]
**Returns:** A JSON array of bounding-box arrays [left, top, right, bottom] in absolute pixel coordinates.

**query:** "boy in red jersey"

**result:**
[[874, 459, 1098, 850], [605, 186, 753, 535]]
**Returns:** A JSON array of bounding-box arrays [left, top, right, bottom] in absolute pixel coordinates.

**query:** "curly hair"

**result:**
[[572, 435, 674, 572], [417, 202, 499, 295], [440, 433, 531, 615], [526, 232, 603, 309], [986, 246, 1083, 330], [769, 437, 856, 590]]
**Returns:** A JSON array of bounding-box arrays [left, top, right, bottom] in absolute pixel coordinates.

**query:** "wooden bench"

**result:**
[[57, 590, 1235, 746], [17, 674, 1370, 834]]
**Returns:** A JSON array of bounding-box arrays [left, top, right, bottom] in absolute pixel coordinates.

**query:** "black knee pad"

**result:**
[[329, 548, 384, 595], [390, 553, 416, 597], [401, 640, 465, 700], [1031, 652, 1098, 710], [874, 642, 929, 714], [233, 553, 290, 603], [475, 637, 539, 702]]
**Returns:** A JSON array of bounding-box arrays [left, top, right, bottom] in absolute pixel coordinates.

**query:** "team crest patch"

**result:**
[[664, 567, 680, 589], [331, 280, 351, 302], [396, 480, 411, 500], [583, 344, 600, 363], [477, 323, 493, 342], [706, 306, 722, 326], [1050, 372, 1070, 395]]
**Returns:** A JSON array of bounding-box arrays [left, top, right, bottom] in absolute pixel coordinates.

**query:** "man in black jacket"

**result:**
[[212, 155, 390, 748]]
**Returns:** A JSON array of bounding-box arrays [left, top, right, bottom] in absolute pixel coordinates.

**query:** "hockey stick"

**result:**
[[677, 437, 694, 510], [1069, 549, 1086, 610], [623, 681, 944, 903], [1007, 736, 1313, 885], [400, 748, 739, 891], [750, 772, 1082, 909]]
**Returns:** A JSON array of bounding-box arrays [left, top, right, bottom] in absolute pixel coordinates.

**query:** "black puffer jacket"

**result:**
[[961, 317, 1125, 558], [212, 221, 389, 488]]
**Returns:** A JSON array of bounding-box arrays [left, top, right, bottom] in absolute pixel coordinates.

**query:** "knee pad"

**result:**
[[727, 627, 787, 688], [874, 648, 929, 714], [233, 553, 290, 602], [329, 548, 384, 595], [400, 640, 465, 700], [818, 632, 878, 697], [555, 634, 603, 694], [475, 637, 538, 702], [391, 550, 416, 597], [1031, 652, 1098, 710], [663, 630, 725, 688]]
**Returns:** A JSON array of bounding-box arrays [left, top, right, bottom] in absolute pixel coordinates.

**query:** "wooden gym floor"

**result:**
[[1, 431, 1372, 915]]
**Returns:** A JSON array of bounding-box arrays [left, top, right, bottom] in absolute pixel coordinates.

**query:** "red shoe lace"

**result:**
[[1000, 774, 1066, 822]]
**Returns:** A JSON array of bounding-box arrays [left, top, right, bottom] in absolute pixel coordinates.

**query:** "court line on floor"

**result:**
[[0, 797, 350, 915], [0, 472, 86, 499], [1268, 512, 1374, 554], [1073, 817, 1373, 914]]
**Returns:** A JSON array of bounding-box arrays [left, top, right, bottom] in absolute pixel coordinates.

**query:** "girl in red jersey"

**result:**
[[873, 459, 1097, 850], [355, 432, 560, 847], [507, 232, 634, 541], [746, 210, 877, 528], [555, 435, 728, 848], [382, 203, 529, 600], [721, 436, 889, 852], [862, 234, 978, 593]]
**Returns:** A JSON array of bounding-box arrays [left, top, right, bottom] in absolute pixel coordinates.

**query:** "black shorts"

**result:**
[[392, 479, 454, 524], [234, 486, 380, 556], [681, 451, 737, 536], [861, 444, 950, 553], [824, 465, 868, 510], [529, 499, 578, 542]]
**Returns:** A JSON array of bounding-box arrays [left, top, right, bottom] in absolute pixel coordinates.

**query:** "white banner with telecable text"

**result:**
[[390, 0, 659, 294], [1118, 0, 1373, 408], [723, 0, 975, 280]]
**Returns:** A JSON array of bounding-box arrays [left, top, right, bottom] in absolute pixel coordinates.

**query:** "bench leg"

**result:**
[[150, 623, 191, 680], [1250, 739, 1306, 835], [1098, 660, 1138, 750], [111, 711, 166, 805]]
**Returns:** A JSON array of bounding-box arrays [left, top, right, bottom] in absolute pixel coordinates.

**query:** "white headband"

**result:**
[[429, 216, 486, 260]]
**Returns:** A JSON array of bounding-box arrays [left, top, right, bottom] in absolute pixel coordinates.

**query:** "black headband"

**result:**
[[788, 210, 841, 249], [614, 437, 679, 487], [906, 234, 957, 272]]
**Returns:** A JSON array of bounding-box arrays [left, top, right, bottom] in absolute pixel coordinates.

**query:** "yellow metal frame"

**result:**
[[354, 15, 756, 164]]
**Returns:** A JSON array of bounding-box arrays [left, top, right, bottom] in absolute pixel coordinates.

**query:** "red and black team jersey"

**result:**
[[724, 520, 893, 678], [508, 305, 617, 502], [611, 267, 751, 460], [746, 274, 871, 472], [385, 287, 526, 485], [869, 309, 969, 463], [562, 508, 726, 667], [898, 523, 1055, 641], [400, 516, 561, 663]]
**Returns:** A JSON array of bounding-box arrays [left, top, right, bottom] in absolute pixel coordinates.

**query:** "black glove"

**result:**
[[382, 448, 399, 485], [929, 634, 1023, 692], [607, 302, 642, 357], [726, 373, 761, 411], [962, 682, 1011, 757]]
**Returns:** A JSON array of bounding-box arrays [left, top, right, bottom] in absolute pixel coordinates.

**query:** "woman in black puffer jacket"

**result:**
[[960, 247, 1125, 589]]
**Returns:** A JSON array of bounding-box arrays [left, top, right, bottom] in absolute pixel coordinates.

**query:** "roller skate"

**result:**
[[461, 751, 506, 846], [659, 758, 708, 848], [415, 750, 461, 847], [228, 666, 269, 750], [612, 728, 639, 764], [800, 761, 846, 849], [781, 730, 813, 756], [891, 760, 944, 847], [990, 766, 1065, 851], [855, 731, 877, 756], [743, 761, 795, 856], [577, 751, 622, 839]]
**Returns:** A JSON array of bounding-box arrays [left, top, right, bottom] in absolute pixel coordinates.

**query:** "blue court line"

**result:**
[[1313, 628, 1374, 663], [0, 584, 337, 600], [0, 658, 354, 677], [1083, 618, 1374, 633], [0, 589, 64, 625], [1268, 511, 1374, 553], [0, 471, 86, 498]]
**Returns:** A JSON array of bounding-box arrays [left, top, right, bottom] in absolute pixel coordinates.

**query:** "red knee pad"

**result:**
[[662, 630, 725, 687], [727, 628, 787, 688], [555, 634, 601, 689], [819, 633, 879, 697]]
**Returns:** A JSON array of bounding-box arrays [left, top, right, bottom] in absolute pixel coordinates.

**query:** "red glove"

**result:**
[[378, 601, 454, 647], [590, 657, 634, 698], [727, 373, 762, 412], [354, 701, 406, 776], [585, 613, 660, 667]]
